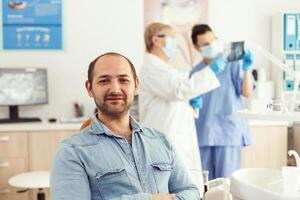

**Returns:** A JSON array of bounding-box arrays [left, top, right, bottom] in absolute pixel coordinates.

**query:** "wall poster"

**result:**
[[2, 0, 62, 49]]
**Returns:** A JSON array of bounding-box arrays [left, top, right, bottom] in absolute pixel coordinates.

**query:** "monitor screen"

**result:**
[[0, 68, 48, 106]]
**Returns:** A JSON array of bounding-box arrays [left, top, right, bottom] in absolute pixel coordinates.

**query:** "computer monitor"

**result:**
[[0, 68, 48, 123]]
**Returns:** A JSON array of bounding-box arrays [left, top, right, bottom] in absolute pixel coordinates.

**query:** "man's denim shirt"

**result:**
[[50, 116, 200, 200]]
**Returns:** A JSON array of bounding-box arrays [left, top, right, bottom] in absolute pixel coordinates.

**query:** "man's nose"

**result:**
[[110, 80, 121, 92]]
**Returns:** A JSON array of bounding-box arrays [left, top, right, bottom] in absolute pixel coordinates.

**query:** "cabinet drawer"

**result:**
[[0, 158, 28, 188], [0, 187, 29, 200], [0, 132, 28, 158], [0, 158, 28, 200]]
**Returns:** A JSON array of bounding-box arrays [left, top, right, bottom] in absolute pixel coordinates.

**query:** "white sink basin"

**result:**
[[230, 168, 300, 200]]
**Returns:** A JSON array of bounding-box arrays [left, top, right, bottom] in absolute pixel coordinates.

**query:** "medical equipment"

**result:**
[[204, 177, 232, 200], [0, 68, 48, 123], [248, 41, 300, 111], [270, 12, 300, 110]]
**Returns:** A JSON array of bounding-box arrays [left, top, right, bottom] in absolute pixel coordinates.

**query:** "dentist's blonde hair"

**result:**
[[144, 22, 172, 53]]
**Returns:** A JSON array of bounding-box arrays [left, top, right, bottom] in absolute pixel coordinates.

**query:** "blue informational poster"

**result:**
[[2, 0, 62, 49]]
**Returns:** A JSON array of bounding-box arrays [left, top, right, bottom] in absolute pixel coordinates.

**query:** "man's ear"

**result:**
[[134, 78, 140, 96], [85, 80, 94, 97]]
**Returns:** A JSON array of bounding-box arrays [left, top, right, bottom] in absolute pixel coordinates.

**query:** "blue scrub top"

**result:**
[[190, 61, 252, 147]]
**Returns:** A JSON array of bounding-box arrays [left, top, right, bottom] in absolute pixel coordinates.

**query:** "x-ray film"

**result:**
[[223, 41, 245, 62]]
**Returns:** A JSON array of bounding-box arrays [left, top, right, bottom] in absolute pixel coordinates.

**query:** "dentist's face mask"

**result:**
[[200, 40, 223, 59], [157, 34, 177, 58], [162, 37, 177, 58]]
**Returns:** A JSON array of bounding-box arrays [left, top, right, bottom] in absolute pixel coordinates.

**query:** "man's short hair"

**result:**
[[144, 22, 172, 53], [88, 52, 137, 85], [191, 24, 213, 45]]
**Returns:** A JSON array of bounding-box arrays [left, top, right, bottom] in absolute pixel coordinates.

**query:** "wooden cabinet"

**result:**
[[28, 131, 74, 200], [0, 123, 289, 199], [0, 126, 77, 200], [292, 123, 300, 158], [0, 132, 28, 158], [0, 132, 29, 200], [0, 158, 29, 200], [28, 131, 74, 170], [241, 126, 288, 169]]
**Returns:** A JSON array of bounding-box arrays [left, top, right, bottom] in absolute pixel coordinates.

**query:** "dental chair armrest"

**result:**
[[205, 188, 232, 200]]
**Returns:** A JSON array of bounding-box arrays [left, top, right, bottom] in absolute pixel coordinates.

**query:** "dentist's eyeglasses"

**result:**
[[156, 34, 166, 38]]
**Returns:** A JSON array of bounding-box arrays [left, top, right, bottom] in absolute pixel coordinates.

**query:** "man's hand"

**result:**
[[152, 193, 176, 200]]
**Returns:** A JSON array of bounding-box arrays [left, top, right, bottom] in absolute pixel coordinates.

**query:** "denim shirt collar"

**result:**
[[89, 115, 143, 136]]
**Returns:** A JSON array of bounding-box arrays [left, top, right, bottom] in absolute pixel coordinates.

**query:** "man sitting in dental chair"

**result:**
[[50, 52, 201, 200]]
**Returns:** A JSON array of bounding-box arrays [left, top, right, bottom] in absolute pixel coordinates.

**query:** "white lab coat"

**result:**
[[139, 53, 220, 172]]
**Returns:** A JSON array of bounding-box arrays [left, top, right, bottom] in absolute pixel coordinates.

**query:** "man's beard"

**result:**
[[95, 93, 133, 117]]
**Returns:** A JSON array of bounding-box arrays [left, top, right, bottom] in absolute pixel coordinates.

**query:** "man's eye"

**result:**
[[120, 79, 130, 83], [98, 79, 109, 84]]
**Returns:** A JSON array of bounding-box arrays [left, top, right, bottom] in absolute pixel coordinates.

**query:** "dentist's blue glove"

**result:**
[[210, 56, 228, 75], [242, 50, 254, 71], [190, 96, 203, 109]]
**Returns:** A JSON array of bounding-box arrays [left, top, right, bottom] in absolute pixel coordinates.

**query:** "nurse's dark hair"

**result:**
[[87, 52, 137, 84], [191, 24, 213, 45]]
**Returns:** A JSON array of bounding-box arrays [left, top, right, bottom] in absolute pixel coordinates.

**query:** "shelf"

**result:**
[[282, 51, 300, 54], [237, 109, 300, 123]]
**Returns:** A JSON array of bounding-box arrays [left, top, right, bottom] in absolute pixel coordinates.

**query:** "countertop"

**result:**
[[238, 109, 294, 126], [0, 114, 291, 132], [247, 120, 290, 126], [0, 121, 82, 132]]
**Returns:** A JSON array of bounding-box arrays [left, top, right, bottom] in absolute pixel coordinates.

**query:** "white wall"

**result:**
[[209, 0, 300, 79], [0, 0, 144, 119], [2, 0, 299, 120]]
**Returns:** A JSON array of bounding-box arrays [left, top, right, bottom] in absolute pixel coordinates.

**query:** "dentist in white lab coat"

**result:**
[[139, 22, 227, 172]]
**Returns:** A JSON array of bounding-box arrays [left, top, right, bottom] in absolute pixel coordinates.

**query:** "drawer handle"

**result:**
[[0, 188, 10, 194], [0, 136, 10, 142], [0, 161, 10, 167]]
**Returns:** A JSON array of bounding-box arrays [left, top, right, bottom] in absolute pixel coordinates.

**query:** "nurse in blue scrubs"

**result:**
[[190, 24, 255, 180]]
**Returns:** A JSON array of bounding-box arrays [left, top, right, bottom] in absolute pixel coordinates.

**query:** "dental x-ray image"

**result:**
[[224, 41, 245, 62]]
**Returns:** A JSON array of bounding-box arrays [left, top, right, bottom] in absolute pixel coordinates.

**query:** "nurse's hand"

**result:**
[[152, 193, 176, 200], [190, 96, 203, 109], [242, 50, 254, 71], [210, 56, 228, 75]]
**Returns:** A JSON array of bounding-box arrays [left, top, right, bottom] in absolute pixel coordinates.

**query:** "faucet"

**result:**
[[288, 150, 300, 167]]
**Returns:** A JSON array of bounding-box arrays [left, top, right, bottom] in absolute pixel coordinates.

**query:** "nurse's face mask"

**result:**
[[196, 31, 224, 59], [200, 40, 224, 59]]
